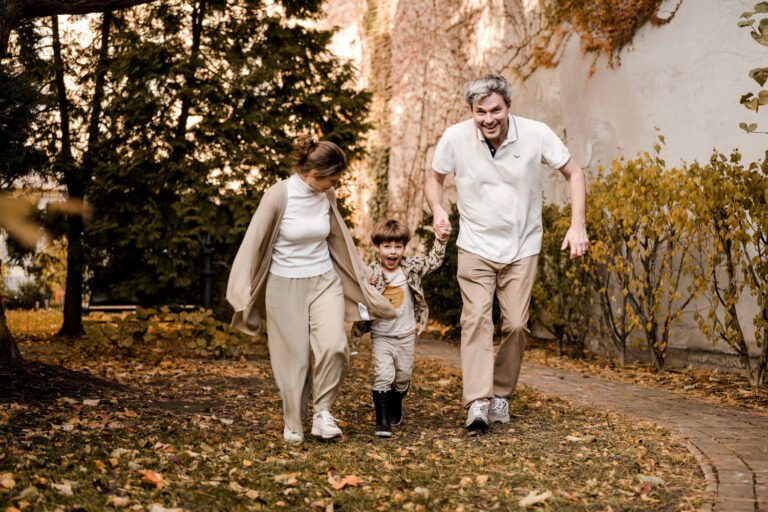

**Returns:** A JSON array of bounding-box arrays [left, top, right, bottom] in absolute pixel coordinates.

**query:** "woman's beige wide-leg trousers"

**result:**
[[265, 269, 348, 435]]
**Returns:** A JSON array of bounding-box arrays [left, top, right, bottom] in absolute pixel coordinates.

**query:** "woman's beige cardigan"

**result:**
[[226, 179, 396, 336]]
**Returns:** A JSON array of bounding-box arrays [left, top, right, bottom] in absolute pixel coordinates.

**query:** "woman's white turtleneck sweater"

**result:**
[[268, 173, 334, 278]]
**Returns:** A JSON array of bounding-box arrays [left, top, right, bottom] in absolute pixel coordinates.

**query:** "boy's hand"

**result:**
[[432, 208, 451, 241], [370, 275, 377, 285], [435, 230, 450, 242]]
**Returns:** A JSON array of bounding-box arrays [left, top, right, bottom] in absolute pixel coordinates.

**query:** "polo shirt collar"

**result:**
[[475, 114, 518, 145]]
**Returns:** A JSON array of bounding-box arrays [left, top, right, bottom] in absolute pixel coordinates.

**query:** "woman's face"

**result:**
[[300, 169, 341, 193]]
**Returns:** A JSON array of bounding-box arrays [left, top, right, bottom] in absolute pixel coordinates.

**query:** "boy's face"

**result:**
[[376, 241, 406, 271]]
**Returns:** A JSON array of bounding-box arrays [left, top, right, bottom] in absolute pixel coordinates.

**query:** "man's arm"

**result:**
[[425, 169, 452, 241], [557, 158, 589, 259]]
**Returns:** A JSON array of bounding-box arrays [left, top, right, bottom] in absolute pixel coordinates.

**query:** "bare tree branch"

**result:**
[[1, 0, 158, 55]]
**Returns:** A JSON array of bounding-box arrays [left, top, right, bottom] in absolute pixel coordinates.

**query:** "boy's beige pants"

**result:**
[[265, 270, 348, 435], [457, 249, 538, 408], [371, 333, 415, 391]]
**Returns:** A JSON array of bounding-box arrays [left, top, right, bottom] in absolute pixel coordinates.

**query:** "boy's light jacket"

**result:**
[[226, 179, 396, 336], [351, 238, 446, 341]]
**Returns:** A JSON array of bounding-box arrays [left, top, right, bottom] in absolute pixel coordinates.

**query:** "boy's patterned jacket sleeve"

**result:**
[[410, 238, 446, 277]]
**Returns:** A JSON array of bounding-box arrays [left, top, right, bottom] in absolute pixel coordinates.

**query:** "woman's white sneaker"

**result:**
[[311, 410, 343, 439], [283, 426, 303, 443], [489, 396, 510, 424]]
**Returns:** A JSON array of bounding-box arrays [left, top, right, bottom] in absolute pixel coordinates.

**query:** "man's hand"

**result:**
[[557, 159, 588, 259], [561, 223, 589, 259], [433, 207, 451, 242]]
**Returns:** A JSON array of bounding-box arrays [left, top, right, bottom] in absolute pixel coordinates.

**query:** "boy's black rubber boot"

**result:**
[[372, 390, 392, 438], [389, 382, 409, 426]]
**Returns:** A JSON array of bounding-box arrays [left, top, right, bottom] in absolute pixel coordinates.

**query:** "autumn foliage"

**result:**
[[536, 0, 682, 74], [533, 142, 768, 385]]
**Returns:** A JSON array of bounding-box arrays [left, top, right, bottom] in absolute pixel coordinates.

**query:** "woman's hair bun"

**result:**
[[293, 134, 347, 177], [294, 134, 319, 161]]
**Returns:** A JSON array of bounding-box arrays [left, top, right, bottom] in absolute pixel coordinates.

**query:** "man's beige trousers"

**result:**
[[265, 270, 348, 434], [457, 249, 538, 408]]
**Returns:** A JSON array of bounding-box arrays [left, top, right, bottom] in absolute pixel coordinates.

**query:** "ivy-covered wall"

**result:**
[[321, 0, 766, 359]]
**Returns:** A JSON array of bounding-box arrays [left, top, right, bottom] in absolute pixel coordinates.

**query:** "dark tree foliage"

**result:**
[[415, 203, 462, 338], [83, 0, 370, 309], [0, 68, 45, 187], [0, 68, 44, 360], [8, 0, 370, 318]]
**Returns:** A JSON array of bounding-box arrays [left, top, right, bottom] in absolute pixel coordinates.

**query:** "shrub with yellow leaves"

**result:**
[[688, 150, 768, 386], [585, 141, 699, 371]]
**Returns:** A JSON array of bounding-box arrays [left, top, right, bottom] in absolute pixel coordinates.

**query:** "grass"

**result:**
[[0, 333, 707, 511], [5, 309, 62, 341]]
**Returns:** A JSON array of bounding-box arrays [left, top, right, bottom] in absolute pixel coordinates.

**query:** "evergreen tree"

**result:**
[[8, 0, 370, 327], [0, 67, 44, 360], [86, 0, 369, 309]]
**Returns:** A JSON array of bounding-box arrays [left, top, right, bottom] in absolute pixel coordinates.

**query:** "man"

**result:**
[[425, 74, 589, 431]]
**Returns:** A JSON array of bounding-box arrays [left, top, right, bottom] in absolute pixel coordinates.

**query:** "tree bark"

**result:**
[[172, 0, 205, 156], [57, 11, 111, 336], [0, 301, 21, 361], [0, 0, 155, 56], [52, 14, 82, 336]]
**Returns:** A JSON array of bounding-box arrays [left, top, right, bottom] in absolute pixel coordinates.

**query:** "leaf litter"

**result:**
[[0, 333, 709, 510]]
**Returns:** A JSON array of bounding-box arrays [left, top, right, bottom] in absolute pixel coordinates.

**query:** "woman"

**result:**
[[227, 135, 395, 442]]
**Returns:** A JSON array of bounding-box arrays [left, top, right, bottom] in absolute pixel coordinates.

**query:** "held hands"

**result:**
[[561, 223, 589, 259], [433, 208, 452, 242]]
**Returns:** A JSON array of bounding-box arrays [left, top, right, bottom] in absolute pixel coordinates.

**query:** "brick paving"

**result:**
[[416, 339, 768, 512]]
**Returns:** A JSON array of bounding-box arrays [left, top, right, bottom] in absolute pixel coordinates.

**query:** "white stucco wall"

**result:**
[[508, 0, 764, 355], [517, 0, 766, 196]]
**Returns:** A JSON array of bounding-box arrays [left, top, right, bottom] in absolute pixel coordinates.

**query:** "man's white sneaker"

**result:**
[[311, 410, 343, 439], [489, 396, 510, 424], [283, 426, 303, 443], [465, 399, 489, 431]]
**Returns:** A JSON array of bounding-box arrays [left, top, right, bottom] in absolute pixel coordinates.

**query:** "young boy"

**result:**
[[351, 219, 446, 437]]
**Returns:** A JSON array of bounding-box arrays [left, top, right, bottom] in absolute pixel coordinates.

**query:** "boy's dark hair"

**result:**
[[371, 219, 410, 246]]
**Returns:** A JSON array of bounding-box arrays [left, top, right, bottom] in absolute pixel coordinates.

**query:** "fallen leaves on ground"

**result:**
[[526, 344, 768, 414], [0, 332, 709, 511]]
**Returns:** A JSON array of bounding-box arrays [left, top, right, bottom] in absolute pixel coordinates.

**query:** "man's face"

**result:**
[[376, 241, 406, 271], [471, 92, 510, 146]]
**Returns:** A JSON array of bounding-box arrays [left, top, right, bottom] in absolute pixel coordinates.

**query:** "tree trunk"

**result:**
[[171, 0, 205, 159], [0, 301, 21, 361], [56, 12, 111, 336], [50, 14, 82, 336], [59, 213, 84, 335]]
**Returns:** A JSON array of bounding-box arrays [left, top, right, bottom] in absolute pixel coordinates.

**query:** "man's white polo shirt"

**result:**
[[432, 115, 570, 264]]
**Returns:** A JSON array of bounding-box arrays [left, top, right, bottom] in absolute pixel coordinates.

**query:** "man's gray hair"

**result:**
[[464, 75, 513, 108]]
